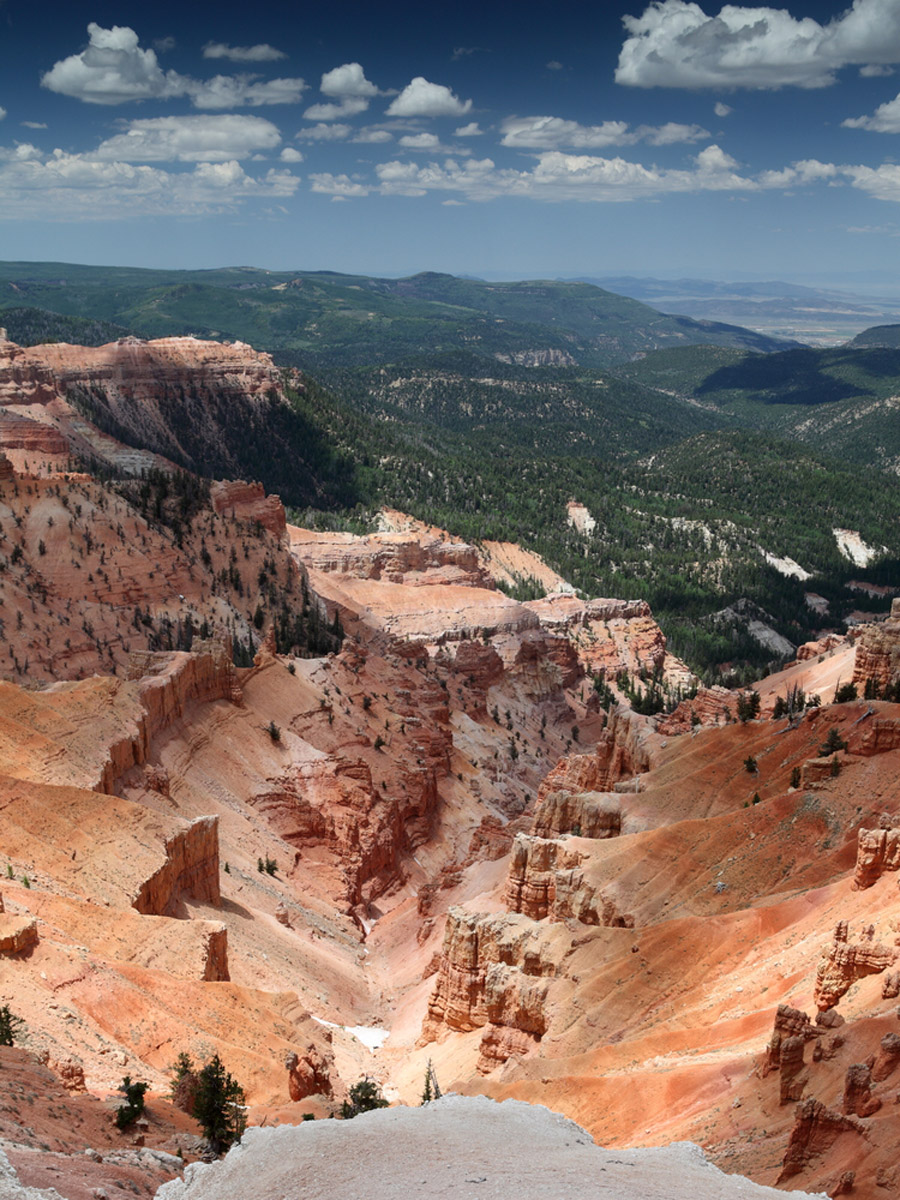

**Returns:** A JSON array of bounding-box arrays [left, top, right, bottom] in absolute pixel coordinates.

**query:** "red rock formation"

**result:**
[[131, 815, 222, 916], [436, 639, 505, 714], [421, 908, 553, 1068], [833, 1170, 855, 1195], [778, 1099, 866, 1182], [505, 835, 580, 920], [852, 826, 900, 890], [842, 1062, 881, 1117], [870, 1033, 900, 1084], [0, 335, 288, 475], [814, 921, 897, 1011], [530, 711, 650, 841], [511, 631, 581, 696], [855, 718, 900, 757], [47, 1058, 88, 1093], [777, 1037, 810, 1105], [90, 641, 244, 795], [210, 479, 286, 536], [656, 686, 738, 736], [250, 752, 439, 910], [853, 600, 900, 693], [800, 756, 842, 787], [531, 789, 622, 841], [286, 1035, 333, 1101], [796, 634, 845, 662], [762, 1004, 817, 1079], [0, 913, 38, 954], [504, 834, 632, 928], [290, 527, 492, 589]]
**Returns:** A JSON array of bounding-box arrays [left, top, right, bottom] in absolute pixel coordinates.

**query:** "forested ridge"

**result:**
[[3, 263, 899, 680]]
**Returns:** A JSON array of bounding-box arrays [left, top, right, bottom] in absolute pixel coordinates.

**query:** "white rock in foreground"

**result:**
[[155, 1096, 826, 1200]]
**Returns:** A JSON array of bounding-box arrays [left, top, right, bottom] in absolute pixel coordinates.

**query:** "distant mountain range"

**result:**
[[576, 275, 900, 344], [0, 262, 794, 368]]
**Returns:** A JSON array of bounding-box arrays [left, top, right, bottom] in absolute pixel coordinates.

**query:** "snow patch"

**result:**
[[311, 1017, 389, 1052], [346, 1025, 390, 1052]]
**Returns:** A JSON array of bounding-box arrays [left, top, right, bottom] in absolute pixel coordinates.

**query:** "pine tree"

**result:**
[[0, 1004, 23, 1046], [192, 1054, 246, 1156]]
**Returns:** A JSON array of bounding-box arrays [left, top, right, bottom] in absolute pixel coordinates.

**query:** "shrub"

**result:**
[[834, 682, 858, 704], [743, 755, 757, 774], [341, 1076, 388, 1120], [819, 727, 847, 756], [737, 690, 761, 722], [115, 1076, 148, 1130], [0, 1005, 23, 1046], [266, 720, 281, 742]]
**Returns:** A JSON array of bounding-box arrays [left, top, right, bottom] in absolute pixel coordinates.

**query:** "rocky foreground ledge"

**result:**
[[156, 1096, 825, 1200]]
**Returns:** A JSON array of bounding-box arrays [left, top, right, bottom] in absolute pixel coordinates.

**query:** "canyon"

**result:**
[[0, 335, 898, 1200]]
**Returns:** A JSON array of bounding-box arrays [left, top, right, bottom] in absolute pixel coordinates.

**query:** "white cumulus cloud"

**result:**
[[386, 77, 472, 117], [352, 128, 393, 144], [295, 123, 351, 141], [368, 144, 843, 203], [42, 22, 185, 104], [843, 91, 900, 132], [188, 75, 307, 109], [304, 96, 370, 121], [309, 172, 369, 197], [0, 150, 299, 219], [41, 23, 305, 108], [454, 122, 483, 137], [399, 132, 443, 150], [714, 101, 732, 117], [616, 0, 900, 91], [843, 161, 900, 200], [280, 147, 304, 162], [321, 62, 379, 98], [92, 115, 282, 162], [304, 63, 381, 121], [500, 115, 708, 150], [202, 42, 286, 62]]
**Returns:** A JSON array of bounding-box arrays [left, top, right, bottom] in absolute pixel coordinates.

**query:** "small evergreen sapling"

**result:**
[[0, 1004, 23, 1046], [115, 1076, 148, 1130], [341, 1077, 388, 1120]]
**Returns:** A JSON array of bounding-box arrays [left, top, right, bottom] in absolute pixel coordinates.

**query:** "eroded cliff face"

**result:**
[[250, 754, 439, 914], [421, 907, 560, 1073], [853, 599, 900, 694], [131, 815, 221, 917], [0, 336, 286, 476]]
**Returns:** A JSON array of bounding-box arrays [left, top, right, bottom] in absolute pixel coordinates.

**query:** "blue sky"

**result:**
[[3, 0, 900, 282]]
